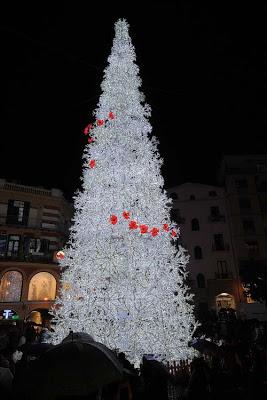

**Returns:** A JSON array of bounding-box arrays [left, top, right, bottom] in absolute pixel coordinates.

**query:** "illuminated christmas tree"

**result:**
[[52, 18, 197, 366]]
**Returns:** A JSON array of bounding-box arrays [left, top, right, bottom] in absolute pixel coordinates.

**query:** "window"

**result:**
[[191, 218, 200, 231], [0, 235, 7, 258], [211, 206, 220, 217], [0, 271, 22, 302], [194, 246, 203, 259], [6, 200, 30, 226], [256, 163, 267, 173], [28, 272, 56, 301], [217, 260, 228, 277], [258, 181, 267, 192], [190, 195, 195, 200], [23, 238, 50, 256], [235, 179, 248, 189], [213, 234, 225, 250], [197, 273, 206, 288], [246, 241, 259, 256], [209, 191, 217, 197], [7, 235, 20, 258], [243, 220, 255, 233], [239, 198, 251, 210]]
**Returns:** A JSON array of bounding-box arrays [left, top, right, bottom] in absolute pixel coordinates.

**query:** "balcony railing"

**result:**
[[208, 214, 226, 222], [212, 243, 230, 251], [215, 272, 233, 279], [0, 214, 68, 234], [0, 251, 55, 263]]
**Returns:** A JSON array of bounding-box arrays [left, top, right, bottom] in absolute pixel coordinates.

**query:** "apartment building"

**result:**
[[0, 179, 73, 325], [167, 183, 242, 318], [218, 155, 267, 320]]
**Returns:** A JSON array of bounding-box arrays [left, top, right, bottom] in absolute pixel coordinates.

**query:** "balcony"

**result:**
[[208, 214, 226, 223], [212, 243, 230, 251], [0, 214, 68, 234], [0, 251, 55, 264], [215, 272, 233, 279]]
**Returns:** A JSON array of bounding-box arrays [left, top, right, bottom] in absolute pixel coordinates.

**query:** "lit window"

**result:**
[[28, 272, 56, 301], [0, 271, 22, 302]]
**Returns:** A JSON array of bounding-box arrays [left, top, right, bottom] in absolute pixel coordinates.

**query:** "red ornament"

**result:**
[[56, 250, 65, 260], [151, 227, 159, 237], [122, 211, 130, 220], [108, 111, 115, 120], [88, 137, 94, 143], [171, 230, 177, 237], [110, 215, 118, 225], [163, 223, 169, 232], [129, 220, 138, 230], [83, 123, 93, 134], [140, 224, 149, 234], [89, 160, 96, 168], [97, 119, 104, 126]]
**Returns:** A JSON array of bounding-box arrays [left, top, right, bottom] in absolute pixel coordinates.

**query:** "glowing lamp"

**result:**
[[56, 251, 65, 260]]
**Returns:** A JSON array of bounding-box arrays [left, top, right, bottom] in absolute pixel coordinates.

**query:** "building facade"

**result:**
[[0, 179, 73, 326], [218, 155, 267, 320], [167, 183, 242, 318]]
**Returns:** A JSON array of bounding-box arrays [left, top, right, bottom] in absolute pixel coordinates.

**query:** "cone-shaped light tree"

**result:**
[[52, 19, 197, 366]]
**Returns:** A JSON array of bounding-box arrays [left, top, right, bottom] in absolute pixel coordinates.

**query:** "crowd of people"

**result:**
[[0, 314, 267, 399]]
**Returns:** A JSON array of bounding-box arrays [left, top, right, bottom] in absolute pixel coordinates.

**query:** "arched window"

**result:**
[[191, 218, 200, 231], [197, 273, 206, 288], [0, 271, 23, 302], [28, 272, 56, 301], [194, 246, 203, 259]]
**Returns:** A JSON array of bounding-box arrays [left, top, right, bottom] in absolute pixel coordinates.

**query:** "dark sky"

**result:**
[[0, 2, 266, 200]]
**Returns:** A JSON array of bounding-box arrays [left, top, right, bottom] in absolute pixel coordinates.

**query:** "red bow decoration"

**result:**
[[97, 119, 104, 126], [122, 211, 130, 220], [89, 160, 96, 168], [108, 111, 115, 120], [140, 224, 149, 234], [129, 220, 138, 230], [88, 137, 94, 143], [151, 227, 159, 237], [163, 223, 169, 232], [110, 215, 118, 225], [83, 123, 93, 134], [171, 230, 177, 237]]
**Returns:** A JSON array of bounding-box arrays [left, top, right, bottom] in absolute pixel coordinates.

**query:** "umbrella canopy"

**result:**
[[26, 333, 124, 399], [189, 338, 220, 354]]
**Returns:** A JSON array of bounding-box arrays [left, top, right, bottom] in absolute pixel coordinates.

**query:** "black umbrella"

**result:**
[[27, 332, 124, 399], [189, 338, 220, 353], [27, 342, 54, 357]]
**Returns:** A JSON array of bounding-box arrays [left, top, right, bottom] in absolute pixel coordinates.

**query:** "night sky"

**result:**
[[0, 2, 266, 201]]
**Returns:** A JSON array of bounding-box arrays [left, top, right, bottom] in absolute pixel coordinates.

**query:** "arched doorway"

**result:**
[[216, 292, 235, 310], [216, 292, 236, 321], [27, 308, 54, 328]]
